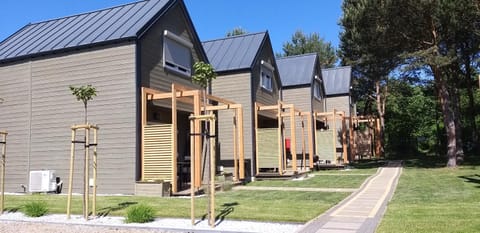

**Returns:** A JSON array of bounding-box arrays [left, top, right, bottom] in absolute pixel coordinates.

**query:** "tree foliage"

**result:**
[[69, 84, 97, 124], [226, 27, 247, 37], [280, 30, 337, 68], [340, 0, 480, 166], [192, 61, 216, 88]]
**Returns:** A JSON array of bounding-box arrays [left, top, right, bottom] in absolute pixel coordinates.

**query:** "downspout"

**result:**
[[135, 40, 142, 182]]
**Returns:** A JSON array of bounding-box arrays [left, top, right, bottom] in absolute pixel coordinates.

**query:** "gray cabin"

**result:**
[[277, 53, 326, 165], [202, 32, 282, 178], [322, 66, 354, 117], [0, 0, 209, 194]]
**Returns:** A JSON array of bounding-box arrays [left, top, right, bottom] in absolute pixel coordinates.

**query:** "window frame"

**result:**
[[162, 30, 193, 77], [313, 76, 322, 100], [260, 60, 274, 92]]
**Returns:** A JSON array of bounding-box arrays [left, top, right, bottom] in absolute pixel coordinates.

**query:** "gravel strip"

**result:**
[[0, 212, 301, 233]]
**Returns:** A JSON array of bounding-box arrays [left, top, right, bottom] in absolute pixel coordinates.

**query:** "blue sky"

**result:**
[[0, 0, 342, 54]]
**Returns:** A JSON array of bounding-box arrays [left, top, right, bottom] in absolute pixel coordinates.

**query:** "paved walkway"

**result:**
[[296, 161, 403, 233]]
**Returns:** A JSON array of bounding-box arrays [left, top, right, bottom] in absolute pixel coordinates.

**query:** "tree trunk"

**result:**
[[375, 80, 386, 157], [451, 86, 464, 163], [432, 66, 457, 167]]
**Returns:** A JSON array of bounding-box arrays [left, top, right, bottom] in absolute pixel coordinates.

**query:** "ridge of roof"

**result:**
[[28, 0, 145, 26], [202, 31, 267, 43], [322, 65, 352, 71], [276, 52, 317, 60]]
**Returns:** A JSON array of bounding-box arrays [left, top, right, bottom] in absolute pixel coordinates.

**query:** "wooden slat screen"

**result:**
[[257, 128, 279, 169], [316, 130, 336, 163], [143, 124, 173, 181]]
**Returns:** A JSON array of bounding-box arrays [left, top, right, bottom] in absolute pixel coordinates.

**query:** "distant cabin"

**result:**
[[0, 0, 208, 194], [277, 53, 326, 161], [322, 66, 355, 117], [203, 32, 282, 178]]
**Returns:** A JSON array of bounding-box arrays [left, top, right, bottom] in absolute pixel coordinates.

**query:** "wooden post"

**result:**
[[67, 128, 76, 219], [290, 107, 297, 171], [233, 111, 238, 181], [193, 91, 201, 188], [278, 102, 284, 174], [0, 131, 7, 215], [84, 126, 89, 220], [190, 116, 195, 225], [332, 110, 337, 164], [348, 117, 354, 162], [301, 115, 306, 170], [307, 113, 314, 168], [254, 103, 259, 175], [237, 107, 245, 179], [209, 116, 216, 227], [172, 84, 178, 193], [342, 115, 347, 164], [92, 128, 98, 217]]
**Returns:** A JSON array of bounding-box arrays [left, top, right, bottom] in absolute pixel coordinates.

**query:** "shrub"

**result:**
[[24, 201, 48, 217], [125, 204, 155, 223]]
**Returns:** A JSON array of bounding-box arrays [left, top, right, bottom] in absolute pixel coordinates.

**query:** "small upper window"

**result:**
[[260, 60, 274, 92], [314, 80, 322, 100], [163, 30, 193, 77]]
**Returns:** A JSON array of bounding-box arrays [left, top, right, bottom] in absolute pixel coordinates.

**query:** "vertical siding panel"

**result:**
[[0, 62, 31, 192], [212, 73, 253, 176], [282, 87, 312, 156], [27, 43, 136, 194]]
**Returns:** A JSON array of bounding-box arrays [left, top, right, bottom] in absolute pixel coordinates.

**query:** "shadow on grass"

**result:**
[[458, 174, 480, 188], [96, 201, 137, 217]]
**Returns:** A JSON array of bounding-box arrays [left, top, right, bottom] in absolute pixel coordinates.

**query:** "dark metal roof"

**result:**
[[322, 66, 352, 96], [277, 53, 317, 87], [0, 0, 171, 62], [202, 32, 267, 72]]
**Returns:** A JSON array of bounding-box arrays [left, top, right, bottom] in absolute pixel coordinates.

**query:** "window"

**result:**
[[260, 60, 274, 92], [314, 80, 322, 100], [163, 30, 193, 77]]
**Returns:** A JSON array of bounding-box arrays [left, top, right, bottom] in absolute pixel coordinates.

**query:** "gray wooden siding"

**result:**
[[253, 39, 280, 115], [140, 2, 201, 101], [282, 87, 312, 156], [326, 96, 350, 115], [0, 43, 137, 194], [325, 95, 350, 147], [211, 72, 253, 176], [0, 62, 32, 192]]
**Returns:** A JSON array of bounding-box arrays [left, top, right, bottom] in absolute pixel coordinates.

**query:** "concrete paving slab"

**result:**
[[296, 161, 403, 233]]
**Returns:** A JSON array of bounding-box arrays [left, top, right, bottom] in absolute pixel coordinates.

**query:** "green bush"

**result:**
[[125, 204, 155, 223], [24, 201, 48, 217]]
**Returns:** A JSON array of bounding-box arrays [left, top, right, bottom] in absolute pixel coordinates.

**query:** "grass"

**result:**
[[377, 159, 480, 233], [3, 190, 348, 223], [248, 167, 378, 189], [2, 164, 379, 223]]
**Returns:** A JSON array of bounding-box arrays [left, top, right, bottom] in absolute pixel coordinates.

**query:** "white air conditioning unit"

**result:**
[[29, 170, 57, 193]]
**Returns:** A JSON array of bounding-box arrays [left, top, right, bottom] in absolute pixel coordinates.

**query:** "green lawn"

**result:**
[[2, 165, 380, 223], [377, 161, 480, 233], [3, 190, 348, 223], [248, 168, 378, 189]]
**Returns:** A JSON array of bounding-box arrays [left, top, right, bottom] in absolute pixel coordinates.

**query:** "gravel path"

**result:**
[[0, 212, 301, 233]]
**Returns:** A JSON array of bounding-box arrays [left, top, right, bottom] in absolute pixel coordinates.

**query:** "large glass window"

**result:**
[[163, 30, 192, 77]]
